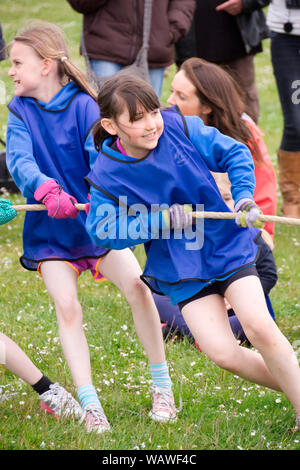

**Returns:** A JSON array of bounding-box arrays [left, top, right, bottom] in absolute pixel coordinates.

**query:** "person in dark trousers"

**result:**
[[0, 23, 6, 61], [267, 0, 300, 218]]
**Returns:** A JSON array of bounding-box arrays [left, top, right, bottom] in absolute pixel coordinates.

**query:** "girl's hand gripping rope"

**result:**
[[162, 203, 193, 230], [234, 198, 264, 228], [34, 180, 79, 219], [0, 199, 17, 225]]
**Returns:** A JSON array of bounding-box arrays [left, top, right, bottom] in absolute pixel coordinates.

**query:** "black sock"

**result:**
[[32, 375, 54, 395]]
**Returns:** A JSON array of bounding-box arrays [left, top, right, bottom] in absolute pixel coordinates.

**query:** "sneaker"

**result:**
[[296, 415, 300, 431], [80, 404, 111, 434], [148, 386, 180, 422], [39, 383, 82, 419]]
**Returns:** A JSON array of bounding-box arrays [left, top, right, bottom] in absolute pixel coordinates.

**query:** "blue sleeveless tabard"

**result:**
[[87, 108, 258, 294], [8, 92, 107, 270]]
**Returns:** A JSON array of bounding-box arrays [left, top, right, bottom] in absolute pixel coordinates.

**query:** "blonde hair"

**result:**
[[7, 20, 97, 100]]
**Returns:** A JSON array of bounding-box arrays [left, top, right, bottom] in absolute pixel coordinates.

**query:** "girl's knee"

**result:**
[[55, 295, 82, 325], [123, 276, 151, 305], [205, 345, 241, 373], [242, 317, 278, 349]]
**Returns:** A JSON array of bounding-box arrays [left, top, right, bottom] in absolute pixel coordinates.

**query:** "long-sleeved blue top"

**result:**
[[6, 81, 106, 270], [86, 115, 255, 250], [86, 114, 256, 304], [6, 82, 98, 198]]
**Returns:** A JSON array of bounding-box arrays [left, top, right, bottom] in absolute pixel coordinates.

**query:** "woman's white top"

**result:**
[[267, 0, 300, 35]]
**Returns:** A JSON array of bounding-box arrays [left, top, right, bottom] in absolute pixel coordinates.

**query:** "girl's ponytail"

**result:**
[[58, 56, 97, 101]]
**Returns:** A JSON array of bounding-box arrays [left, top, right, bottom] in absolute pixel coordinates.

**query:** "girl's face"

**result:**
[[104, 105, 164, 159], [8, 42, 45, 99], [167, 70, 211, 122]]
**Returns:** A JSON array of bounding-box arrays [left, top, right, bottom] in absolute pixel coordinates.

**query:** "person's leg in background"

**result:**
[[221, 54, 260, 124], [90, 60, 123, 78], [271, 32, 300, 218], [149, 68, 166, 98], [90, 60, 165, 98]]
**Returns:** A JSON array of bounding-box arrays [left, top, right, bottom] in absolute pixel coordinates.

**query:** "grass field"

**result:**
[[0, 1, 300, 451]]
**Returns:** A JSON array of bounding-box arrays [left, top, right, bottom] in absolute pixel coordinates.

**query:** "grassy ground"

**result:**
[[0, 0, 300, 451]]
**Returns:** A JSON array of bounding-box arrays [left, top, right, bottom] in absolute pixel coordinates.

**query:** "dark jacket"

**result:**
[[67, 0, 196, 68], [175, 0, 270, 66], [0, 24, 6, 61], [238, 0, 270, 54]]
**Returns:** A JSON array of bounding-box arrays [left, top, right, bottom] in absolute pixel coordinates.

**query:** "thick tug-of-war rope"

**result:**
[[10, 204, 300, 226], [191, 210, 300, 227]]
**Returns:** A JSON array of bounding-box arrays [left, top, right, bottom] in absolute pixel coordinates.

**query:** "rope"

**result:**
[[10, 204, 300, 226], [191, 211, 300, 226], [12, 203, 86, 212]]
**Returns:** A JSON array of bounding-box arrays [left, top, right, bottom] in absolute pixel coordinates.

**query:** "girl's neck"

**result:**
[[116, 137, 148, 159], [33, 79, 63, 103]]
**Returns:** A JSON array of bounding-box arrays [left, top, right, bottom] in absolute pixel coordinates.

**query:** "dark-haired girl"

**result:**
[[86, 73, 300, 431]]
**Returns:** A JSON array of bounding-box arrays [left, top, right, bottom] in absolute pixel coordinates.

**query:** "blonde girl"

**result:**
[[6, 21, 176, 434]]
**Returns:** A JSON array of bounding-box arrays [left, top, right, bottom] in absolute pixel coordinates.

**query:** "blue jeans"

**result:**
[[90, 59, 165, 98], [270, 31, 300, 151]]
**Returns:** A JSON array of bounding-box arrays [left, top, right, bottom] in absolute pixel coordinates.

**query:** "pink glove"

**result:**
[[34, 180, 79, 219]]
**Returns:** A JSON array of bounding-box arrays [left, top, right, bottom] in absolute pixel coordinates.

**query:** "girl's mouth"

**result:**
[[143, 131, 157, 140]]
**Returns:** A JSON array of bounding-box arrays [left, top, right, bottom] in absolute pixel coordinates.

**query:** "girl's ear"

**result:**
[[201, 104, 212, 116], [41, 58, 54, 77], [101, 118, 118, 136]]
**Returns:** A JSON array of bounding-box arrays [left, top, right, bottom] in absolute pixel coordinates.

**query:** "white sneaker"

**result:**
[[148, 386, 180, 422], [80, 405, 111, 434], [296, 415, 300, 431], [39, 383, 82, 419]]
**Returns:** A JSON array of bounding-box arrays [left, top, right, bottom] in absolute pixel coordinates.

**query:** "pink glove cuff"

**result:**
[[34, 179, 79, 219], [34, 179, 59, 201]]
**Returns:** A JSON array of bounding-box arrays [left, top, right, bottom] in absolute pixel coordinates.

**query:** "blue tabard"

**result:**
[[87, 108, 258, 294], [8, 90, 108, 270]]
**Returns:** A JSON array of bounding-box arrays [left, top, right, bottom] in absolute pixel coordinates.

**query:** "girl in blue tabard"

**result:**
[[6, 21, 177, 434], [86, 74, 300, 431]]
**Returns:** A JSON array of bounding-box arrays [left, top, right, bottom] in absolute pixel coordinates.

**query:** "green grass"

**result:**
[[0, 1, 300, 451]]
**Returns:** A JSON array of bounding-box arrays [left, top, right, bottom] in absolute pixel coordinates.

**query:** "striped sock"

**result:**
[[77, 384, 101, 410], [150, 361, 172, 390]]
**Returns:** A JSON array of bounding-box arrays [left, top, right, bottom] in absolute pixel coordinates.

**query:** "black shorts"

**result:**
[[178, 265, 258, 311]]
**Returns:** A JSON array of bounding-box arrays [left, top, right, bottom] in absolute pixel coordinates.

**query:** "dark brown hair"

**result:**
[[180, 58, 264, 165], [93, 74, 160, 150]]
